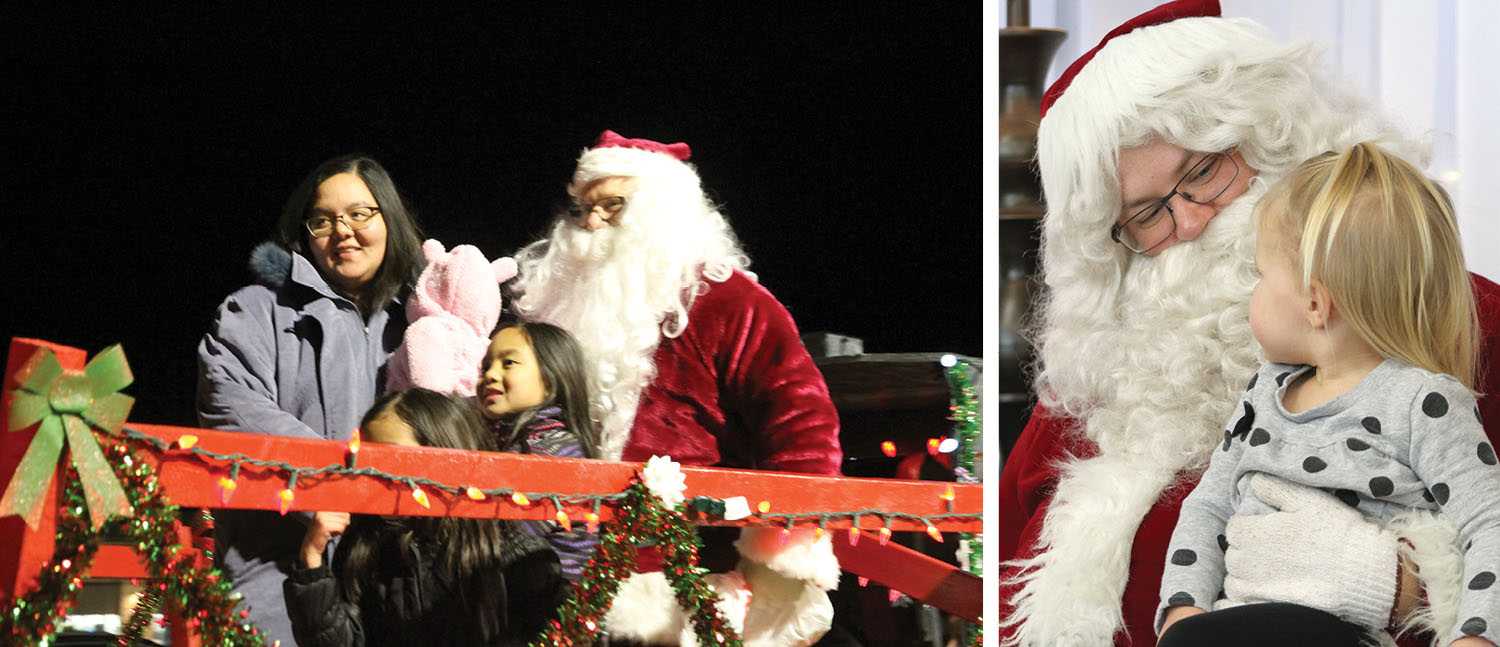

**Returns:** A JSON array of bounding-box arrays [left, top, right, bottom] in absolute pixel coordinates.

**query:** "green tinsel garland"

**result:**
[[0, 438, 262, 646], [534, 480, 741, 647], [944, 360, 984, 645], [118, 583, 162, 646]]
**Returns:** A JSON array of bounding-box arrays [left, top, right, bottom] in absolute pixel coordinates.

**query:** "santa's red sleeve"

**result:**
[[997, 402, 1188, 647], [715, 273, 843, 477], [717, 273, 843, 642], [998, 403, 1073, 642], [1474, 273, 1500, 425], [999, 403, 1074, 564]]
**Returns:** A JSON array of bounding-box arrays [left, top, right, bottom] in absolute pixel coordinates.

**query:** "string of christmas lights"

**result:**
[[4, 342, 980, 645], [121, 427, 981, 535]]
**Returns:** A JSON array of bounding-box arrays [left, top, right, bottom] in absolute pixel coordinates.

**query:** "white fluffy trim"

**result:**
[[1000, 452, 1177, 647], [1388, 509, 1463, 645], [739, 559, 835, 647], [735, 527, 841, 591], [573, 145, 697, 189], [602, 571, 751, 645]]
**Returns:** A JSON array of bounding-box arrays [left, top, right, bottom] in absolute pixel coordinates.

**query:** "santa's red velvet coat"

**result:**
[[619, 270, 842, 476], [1000, 274, 1500, 646], [601, 269, 843, 645]]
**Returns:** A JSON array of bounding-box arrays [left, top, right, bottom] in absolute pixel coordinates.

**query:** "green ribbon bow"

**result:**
[[1, 345, 135, 529]]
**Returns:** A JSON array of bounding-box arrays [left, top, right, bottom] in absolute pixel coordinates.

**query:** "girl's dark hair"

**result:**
[[339, 388, 508, 639], [275, 154, 425, 315], [494, 322, 600, 459]]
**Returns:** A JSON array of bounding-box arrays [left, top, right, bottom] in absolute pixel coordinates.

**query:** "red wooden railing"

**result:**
[[1, 338, 982, 643]]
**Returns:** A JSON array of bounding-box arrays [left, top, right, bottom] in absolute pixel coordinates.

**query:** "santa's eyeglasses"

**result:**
[[565, 195, 628, 220], [1110, 152, 1240, 254]]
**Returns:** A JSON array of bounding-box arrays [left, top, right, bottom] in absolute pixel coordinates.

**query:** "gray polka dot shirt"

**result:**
[[1157, 359, 1497, 643]]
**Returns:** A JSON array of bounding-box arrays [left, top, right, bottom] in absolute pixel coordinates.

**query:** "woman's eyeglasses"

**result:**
[[305, 207, 381, 238]]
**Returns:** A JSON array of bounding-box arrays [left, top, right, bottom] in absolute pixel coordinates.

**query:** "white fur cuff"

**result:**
[[739, 560, 835, 647], [1389, 509, 1463, 644], [602, 571, 752, 646], [735, 527, 842, 591]]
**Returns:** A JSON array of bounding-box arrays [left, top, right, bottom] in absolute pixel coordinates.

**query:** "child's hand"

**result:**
[[1452, 637, 1497, 647], [1160, 606, 1207, 637], [300, 511, 351, 569]]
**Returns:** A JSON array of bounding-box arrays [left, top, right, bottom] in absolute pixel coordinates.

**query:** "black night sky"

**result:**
[[2, 5, 983, 426]]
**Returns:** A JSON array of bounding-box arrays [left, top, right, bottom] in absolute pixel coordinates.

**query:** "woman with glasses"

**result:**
[[195, 155, 425, 645]]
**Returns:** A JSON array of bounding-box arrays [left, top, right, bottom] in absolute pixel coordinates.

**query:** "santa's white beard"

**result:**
[[557, 223, 619, 265], [512, 205, 746, 460], [1002, 182, 1270, 646], [1036, 180, 1267, 475]]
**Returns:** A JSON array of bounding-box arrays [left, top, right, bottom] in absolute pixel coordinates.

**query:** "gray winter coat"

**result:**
[[197, 242, 406, 646]]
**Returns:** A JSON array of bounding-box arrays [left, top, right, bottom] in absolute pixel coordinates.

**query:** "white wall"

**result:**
[[1012, 0, 1499, 280]]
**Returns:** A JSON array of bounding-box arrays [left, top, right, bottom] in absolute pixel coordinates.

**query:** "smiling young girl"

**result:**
[[1155, 142, 1493, 646], [480, 321, 600, 581]]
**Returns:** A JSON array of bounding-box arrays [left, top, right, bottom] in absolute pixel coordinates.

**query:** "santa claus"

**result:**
[[510, 130, 845, 646], [999, 1, 1500, 646]]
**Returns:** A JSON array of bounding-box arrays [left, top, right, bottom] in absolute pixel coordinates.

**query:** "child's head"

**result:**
[[481, 321, 599, 456], [361, 387, 496, 452], [1252, 141, 1478, 387], [347, 387, 511, 639]]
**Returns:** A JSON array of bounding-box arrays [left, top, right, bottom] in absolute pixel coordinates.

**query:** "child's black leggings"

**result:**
[[1157, 602, 1371, 647]]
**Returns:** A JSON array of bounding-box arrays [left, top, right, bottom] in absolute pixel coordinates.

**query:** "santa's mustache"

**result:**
[[1118, 179, 1263, 305], [557, 223, 619, 265]]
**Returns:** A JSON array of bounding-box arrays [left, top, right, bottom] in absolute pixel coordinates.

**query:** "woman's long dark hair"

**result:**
[[339, 388, 509, 639], [493, 322, 600, 459], [275, 154, 425, 315]]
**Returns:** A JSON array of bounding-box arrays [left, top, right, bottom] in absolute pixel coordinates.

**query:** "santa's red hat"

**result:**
[[1034, 0, 1281, 244], [1040, 0, 1220, 119], [572, 130, 698, 189]]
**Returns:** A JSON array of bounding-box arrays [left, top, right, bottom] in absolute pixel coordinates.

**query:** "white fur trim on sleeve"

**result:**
[[1000, 453, 1177, 647], [1388, 508, 1463, 645], [735, 527, 841, 591], [602, 571, 683, 644], [601, 570, 754, 646], [739, 560, 835, 647]]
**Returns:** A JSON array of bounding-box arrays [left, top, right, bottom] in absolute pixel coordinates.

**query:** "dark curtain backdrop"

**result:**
[[2, 5, 983, 425]]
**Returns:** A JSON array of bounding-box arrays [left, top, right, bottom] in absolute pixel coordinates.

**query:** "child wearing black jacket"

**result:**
[[283, 388, 565, 646]]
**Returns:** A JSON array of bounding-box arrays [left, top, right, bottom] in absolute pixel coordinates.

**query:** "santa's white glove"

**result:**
[[1223, 473, 1398, 630]]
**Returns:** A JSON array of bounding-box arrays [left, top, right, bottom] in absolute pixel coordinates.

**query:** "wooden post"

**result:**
[[1, 339, 200, 645], [0, 338, 85, 599]]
